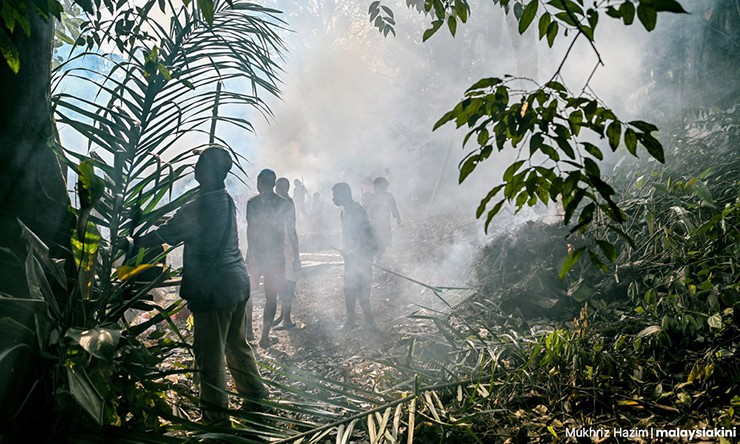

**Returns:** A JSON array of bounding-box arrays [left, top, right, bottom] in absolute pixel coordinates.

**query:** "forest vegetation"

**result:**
[[0, 0, 738, 443]]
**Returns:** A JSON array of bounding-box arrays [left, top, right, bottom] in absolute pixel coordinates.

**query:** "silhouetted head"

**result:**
[[332, 182, 352, 207], [294, 178, 302, 187], [195, 146, 232, 189], [373, 176, 389, 191], [276, 177, 290, 197], [257, 169, 277, 193]]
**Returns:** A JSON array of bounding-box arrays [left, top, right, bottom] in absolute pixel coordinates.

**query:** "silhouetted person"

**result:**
[[246, 169, 292, 348], [137, 147, 266, 424], [310, 191, 325, 232], [293, 178, 308, 216], [332, 182, 378, 331], [274, 177, 301, 329], [366, 177, 401, 261]]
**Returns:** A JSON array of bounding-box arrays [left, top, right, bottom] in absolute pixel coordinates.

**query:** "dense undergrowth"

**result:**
[[376, 105, 740, 442]]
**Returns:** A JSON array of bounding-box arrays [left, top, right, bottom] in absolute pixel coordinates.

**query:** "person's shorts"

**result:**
[[249, 264, 286, 295]]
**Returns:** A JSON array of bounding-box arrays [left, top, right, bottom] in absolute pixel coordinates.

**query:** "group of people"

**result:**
[[137, 146, 402, 424]]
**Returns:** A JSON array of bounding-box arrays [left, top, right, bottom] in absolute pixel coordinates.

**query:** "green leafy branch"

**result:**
[[435, 77, 665, 276], [369, 0, 397, 37], [414, 0, 687, 43], [420, 0, 470, 40]]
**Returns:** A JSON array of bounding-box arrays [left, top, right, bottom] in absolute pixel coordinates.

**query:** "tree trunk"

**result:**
[[0, 14, 73, 298], [0, 14, 73, 440]]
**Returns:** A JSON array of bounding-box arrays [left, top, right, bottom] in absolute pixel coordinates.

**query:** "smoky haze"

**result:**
[[220, 0, 709, 295], [237, 1, 681, 220]]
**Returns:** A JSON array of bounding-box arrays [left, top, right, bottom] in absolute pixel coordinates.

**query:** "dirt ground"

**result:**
[[248, 210, 482, 391]]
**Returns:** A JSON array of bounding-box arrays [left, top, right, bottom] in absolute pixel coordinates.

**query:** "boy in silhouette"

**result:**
[[331, 182, 378, 331], [273, 177, 301, 328], [366, 177, 401, 261], [246, 169, 292, 348]]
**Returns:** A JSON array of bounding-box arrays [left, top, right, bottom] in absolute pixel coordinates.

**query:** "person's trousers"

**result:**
[[193, 299, 267, 421], [343, 257, 374, 323]]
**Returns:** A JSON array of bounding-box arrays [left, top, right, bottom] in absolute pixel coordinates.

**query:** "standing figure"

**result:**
[[366, 177, 401, 261], [246, 169, 292, 348], [292, 178, 308, 216], [310, 192, 325, 232], [331, 182, 378, 331], [137, 147, 266, 424], [274, 177, 301, 329]]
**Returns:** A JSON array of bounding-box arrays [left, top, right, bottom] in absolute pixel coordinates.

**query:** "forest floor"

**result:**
[[250, 210, 485, 399]]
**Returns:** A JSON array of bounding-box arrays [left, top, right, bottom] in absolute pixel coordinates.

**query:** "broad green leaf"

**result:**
[[707, 313, 722, 329], [636, 4, 657, 31], [628, 120, 658, 133], [624, 128, 638, 154], [546, 21, 559, 47], [529, 132, 543, 155], [567, 109, 583, 135], [447, 16, 457, 36], [66, 366, 104, 425], [620, 1, 636, 25], [637, 132, 665, 162], [423, 20, 444, 42], [77, 159, 105, 211], [66, 327, 122, 362], [596, 240, 616, 262], [513, 1, 524, 19], [583, 157, 600, 177], [503, 160, 526, 182], [639, 0, 688, 13], [605, 6, 621, 19], [466, 77, 502, 92], [545, 80, 566, 92], [582, 142, 603, 160], [553, 124, 575, 159], [484, 200, 506, 232], [588, 251, 608, 272], [459, 154, 480, 183], [476, 185, 505, 218], [116, 263, 159, 280], [606, 120, 621, 150], [197, 0, 215, 26], [540, 144, 560, 161], [0, 29, 20, 74], [455, 0, 468, 22], [548, 0, 584, 15], [560, 247, 585, 279], [538, 12, 551, 38], [554, 11, 577, 26], [0, 343, 32, 367], [518, 0, 538, 34]]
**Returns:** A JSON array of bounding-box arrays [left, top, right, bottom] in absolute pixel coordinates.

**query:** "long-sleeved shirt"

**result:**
[[154, 188, 249, 313]]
